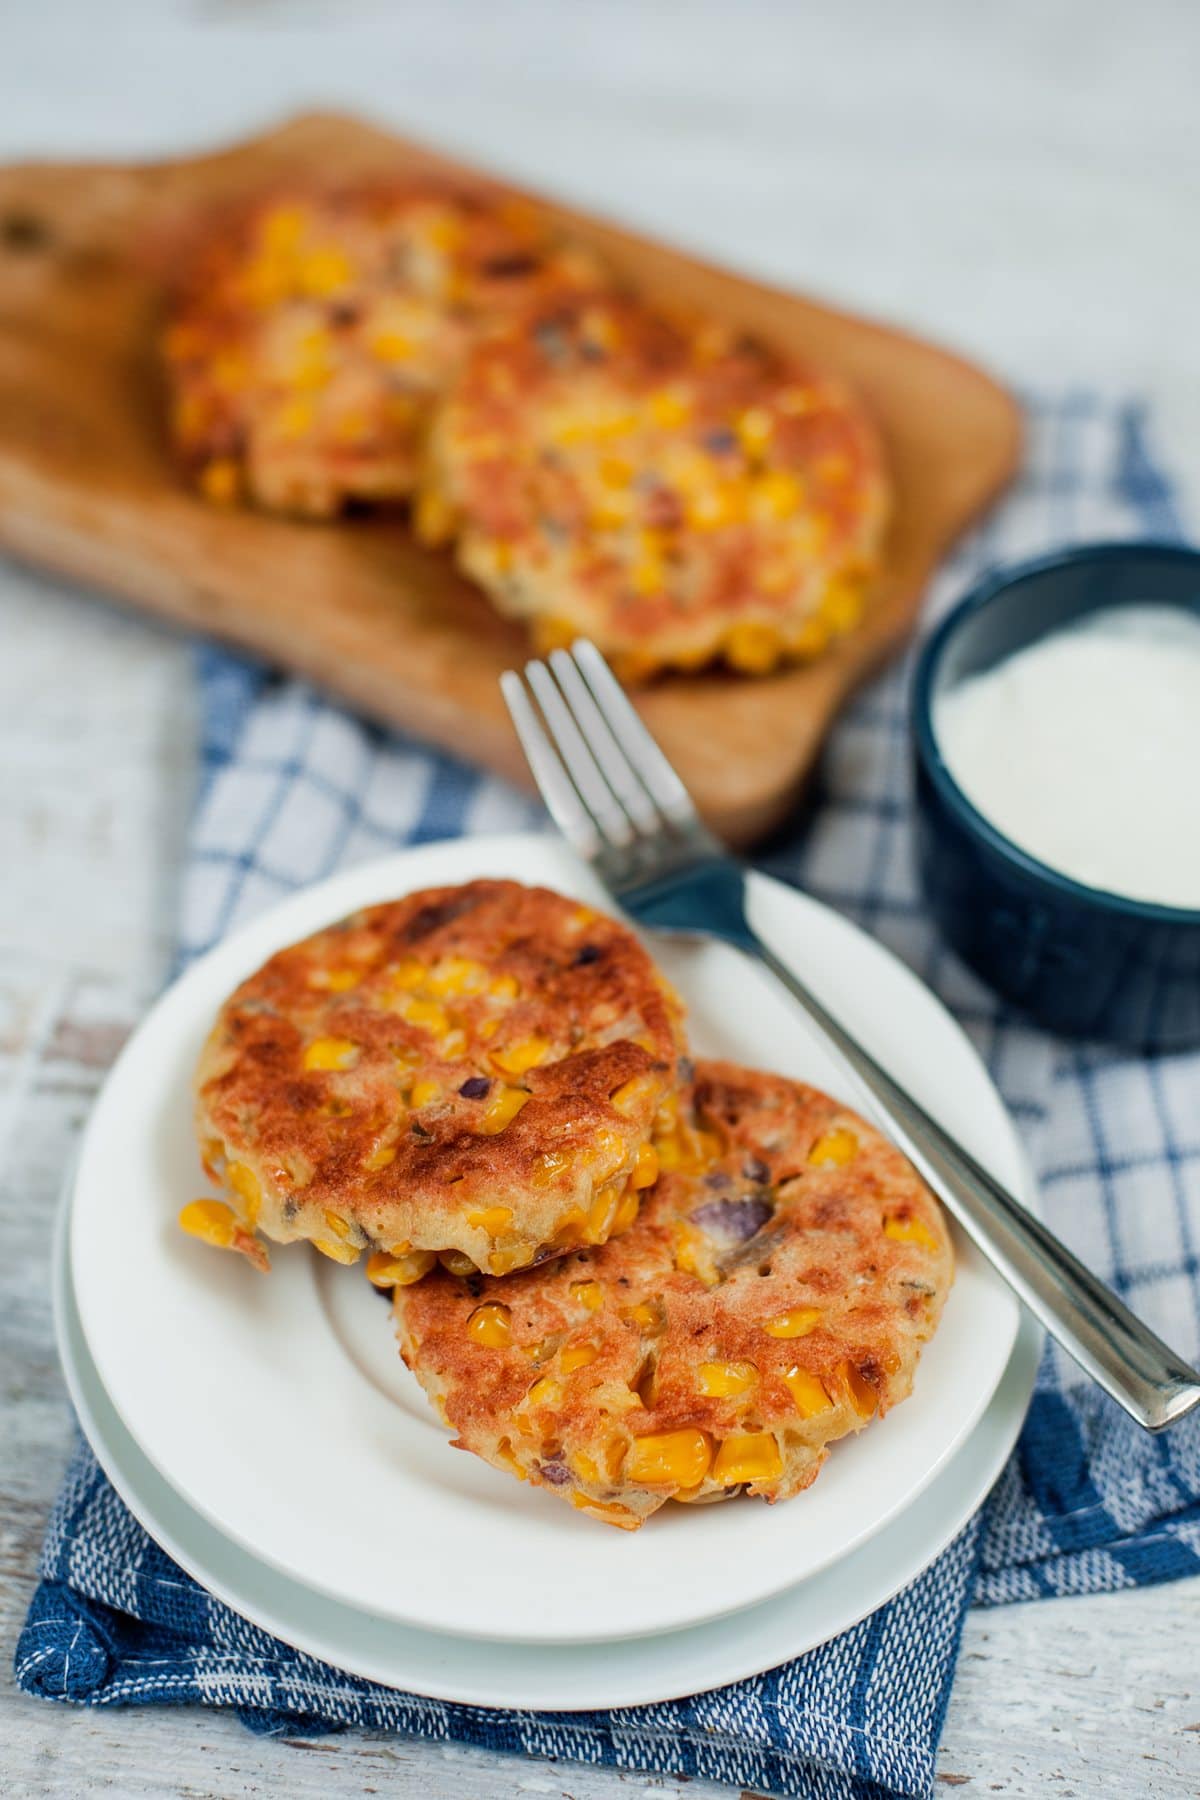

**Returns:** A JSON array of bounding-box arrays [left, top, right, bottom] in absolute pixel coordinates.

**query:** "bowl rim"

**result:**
[[911, 539, 1200, 927]]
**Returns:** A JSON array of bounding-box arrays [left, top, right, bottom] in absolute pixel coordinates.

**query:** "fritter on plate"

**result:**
[[395, 1060, 952, 1528], [185, 880, 684, 1278]]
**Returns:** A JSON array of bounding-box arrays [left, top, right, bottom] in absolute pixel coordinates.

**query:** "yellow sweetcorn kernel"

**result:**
[[822, 577, 865, 635], [489, 1244, 536, 1275], [570, 1492, 638, 1526], [884, 1214, 941, 1253], [570, 1448, 601, 1485], [178, 1198, 237, 1249], [782, 1364, 833, 1418], [478, 1019, 500, 1042], [437, 1029, 468, 1059], [672, 1220, 719, 1287], [586, 1181, 624, 1243], [322, 1210, 353, 1241], [491, 1036, 551, 1077], [440, 1249, 477, 1276], [494, 1437, 527, 1481], [627, 1428, 713, 1488], [622, 1300, 660, 1332], [226, 1161, 261, 1224], [480, 1084, 530, 1135], [789, 615, 832, 660], [313, 1236, 361, 1265], [648, 387, 691, 429], [725, 622, 783, 675], [532, 616, 578, 656], [427, 956, 487, 996], [560, 1343, 600, 1374], [409, 1078, 442, 1109], [362, 1144, 397, 1171], [299, 246, 353, 297], [711, 1431, 783, 1486], [260, 204, 307, 254], [303, 1036, 359, 1072], [467, 1302, 512, 1349], [687, 487, 738, 532], [697, 1360, 758, 1399], [274, 395, 318, 441], [762, 1306, 823, 1339], [388, 958, 427, 991], [367, 1246, 437, 1287], [489, 973, 520, 1001], [399, 997, 449, 1034], [842, 1363, 879, 1417], [532, 1148, 572, 1188], [309, 966, 361, 992], [199, 460, 239, 505], [370, 326, 414, 363], [525, 1376, 563, 1410], [570, 1279, 605, 1312], [611, 1074, 658, 1118], [809, 1127, 858, 1167], [611, 1186, 640, 1235], [467, 1206, 514, 1235], [736, 407, 774, 453], [751, 469, 804, 521], [631, 556, 666, 598]]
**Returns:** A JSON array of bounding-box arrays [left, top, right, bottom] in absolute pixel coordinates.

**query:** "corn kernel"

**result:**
[[782, 1364, 833, 1417], [275, 395, 318, 439], [303, 1036, 358, 1072], [494, 1436, 527, 1480], [488, 1244, 536, 1275], [439, 1249, 477, 1276], [843, 1363, 879, 1416], [366, 1247, 436, 1287], [627, 1428, 713, 1488], [414, 484, 454, 546], [313, 1236, 360, 1265], [611, 1074, 657, 1117], [489, 973, 520, 1001], [199, 460, 240, 505], [560, 1343, 599, 1373], [400, 997, 449, 1034], [631, 1141, 659, 1189], [260, 204, 306, 254], [736, 407, 774, 453], [570, 1279, 605, 1312], [525, 1376, 563, 1409], [623, 1300, 660, 1331], [570, 1493, 638, 1526], [711, 1431, 782, 1486], [427, 956, 487, 996], [467, 1302, 512, 1349], [363, 1145, 395, 1173], [809, 1127, 858, 1167], [648, 388, 691, 429], [226, 1161, 261, 1224], [586, 1180, 624, 1243], [822, 576, 864, 635], [322, 1210, 353, 1241], [491, 1036, 551, 1077], [725, 622, 783, 675], [532, 1148, 572, 1187], [697, 1360, 758, 1398], [409, 1078, 442, 1109], [309, 966, 361, 992], [790, 615, 832, 660], [673, 1220, 719, 1286], [531, 616, 578, 655], [388, 958, 427, 990], [751, 469, 803, 520], [571, 1449, 601, 1484], [762, 1307, 822, 1339], [467, 1206, 514, 1236], [178, 1198, 237, 1249], [437, 1029, 467, 1059], [299, 246, 353, 296], [884, 1214, 941, 1253], [479, 1084, 530, 1135], [631, 557, 666, 598], [687, 487, 740, 532], [611, 1186, 640, 1235]]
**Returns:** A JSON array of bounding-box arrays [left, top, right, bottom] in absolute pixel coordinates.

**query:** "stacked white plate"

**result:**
[[60, 835, 1040, 1709]]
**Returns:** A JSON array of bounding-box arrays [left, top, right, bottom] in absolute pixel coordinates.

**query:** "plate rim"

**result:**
[[54, 1173, 1041, 1710], [69, 831, 1032, 1645]]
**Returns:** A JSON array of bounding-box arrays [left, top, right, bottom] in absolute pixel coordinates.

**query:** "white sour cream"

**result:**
[[934, 603, 1200, 909]]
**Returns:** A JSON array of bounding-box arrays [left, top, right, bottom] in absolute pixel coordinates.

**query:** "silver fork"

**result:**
[[502, 638, 1200, 1433]]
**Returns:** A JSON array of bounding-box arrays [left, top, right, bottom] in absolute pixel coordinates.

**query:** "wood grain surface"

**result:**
[[0, 111, 1020, 847]]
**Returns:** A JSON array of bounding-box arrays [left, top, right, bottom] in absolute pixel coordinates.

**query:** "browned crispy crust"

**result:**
[[193, 880, 685, 1275], [161, 181, 609, 517], [396, 1060, 953, 1528], [419, 291, 889, 679]]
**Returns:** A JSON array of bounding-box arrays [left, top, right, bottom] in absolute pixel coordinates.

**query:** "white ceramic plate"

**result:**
[[56, 1190, 1040, 1709], [70, 834, 1029, 1646]]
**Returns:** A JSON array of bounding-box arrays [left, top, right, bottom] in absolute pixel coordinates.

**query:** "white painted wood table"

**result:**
[[2, 6, 1199, 1794]]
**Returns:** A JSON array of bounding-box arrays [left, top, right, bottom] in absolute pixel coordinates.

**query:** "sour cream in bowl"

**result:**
[[911, 543, 1200, 1050]]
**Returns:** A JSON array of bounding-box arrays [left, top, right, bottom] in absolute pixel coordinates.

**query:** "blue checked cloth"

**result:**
[[15, 393, 1200, 1799]]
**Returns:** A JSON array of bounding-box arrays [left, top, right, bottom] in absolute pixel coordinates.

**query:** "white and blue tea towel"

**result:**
[[15, 393, 1200, 1800]]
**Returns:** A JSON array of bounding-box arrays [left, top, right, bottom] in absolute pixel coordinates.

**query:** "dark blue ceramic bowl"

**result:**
[[912, 542, 1200, 1051]]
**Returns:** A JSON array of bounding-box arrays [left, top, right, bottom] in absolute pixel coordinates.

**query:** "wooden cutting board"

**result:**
[[0, 112, 1020, 847]]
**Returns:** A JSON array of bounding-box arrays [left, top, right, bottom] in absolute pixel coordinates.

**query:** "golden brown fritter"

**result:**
[[162, 183, 608, 517], [395, 1061, 953, 1528], [186, 881, 685, 1279], [418, 292, 889, 680]]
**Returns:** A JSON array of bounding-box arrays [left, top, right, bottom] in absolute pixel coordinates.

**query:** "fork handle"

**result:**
[[748, 934, 1200, 1432]]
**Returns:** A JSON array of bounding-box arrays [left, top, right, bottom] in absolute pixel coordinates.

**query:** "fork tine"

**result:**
[[570, 640, 701, 828], [524, 659, 636, 847], [500, 670, 602, 858], [547, 648, 662, 834]]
